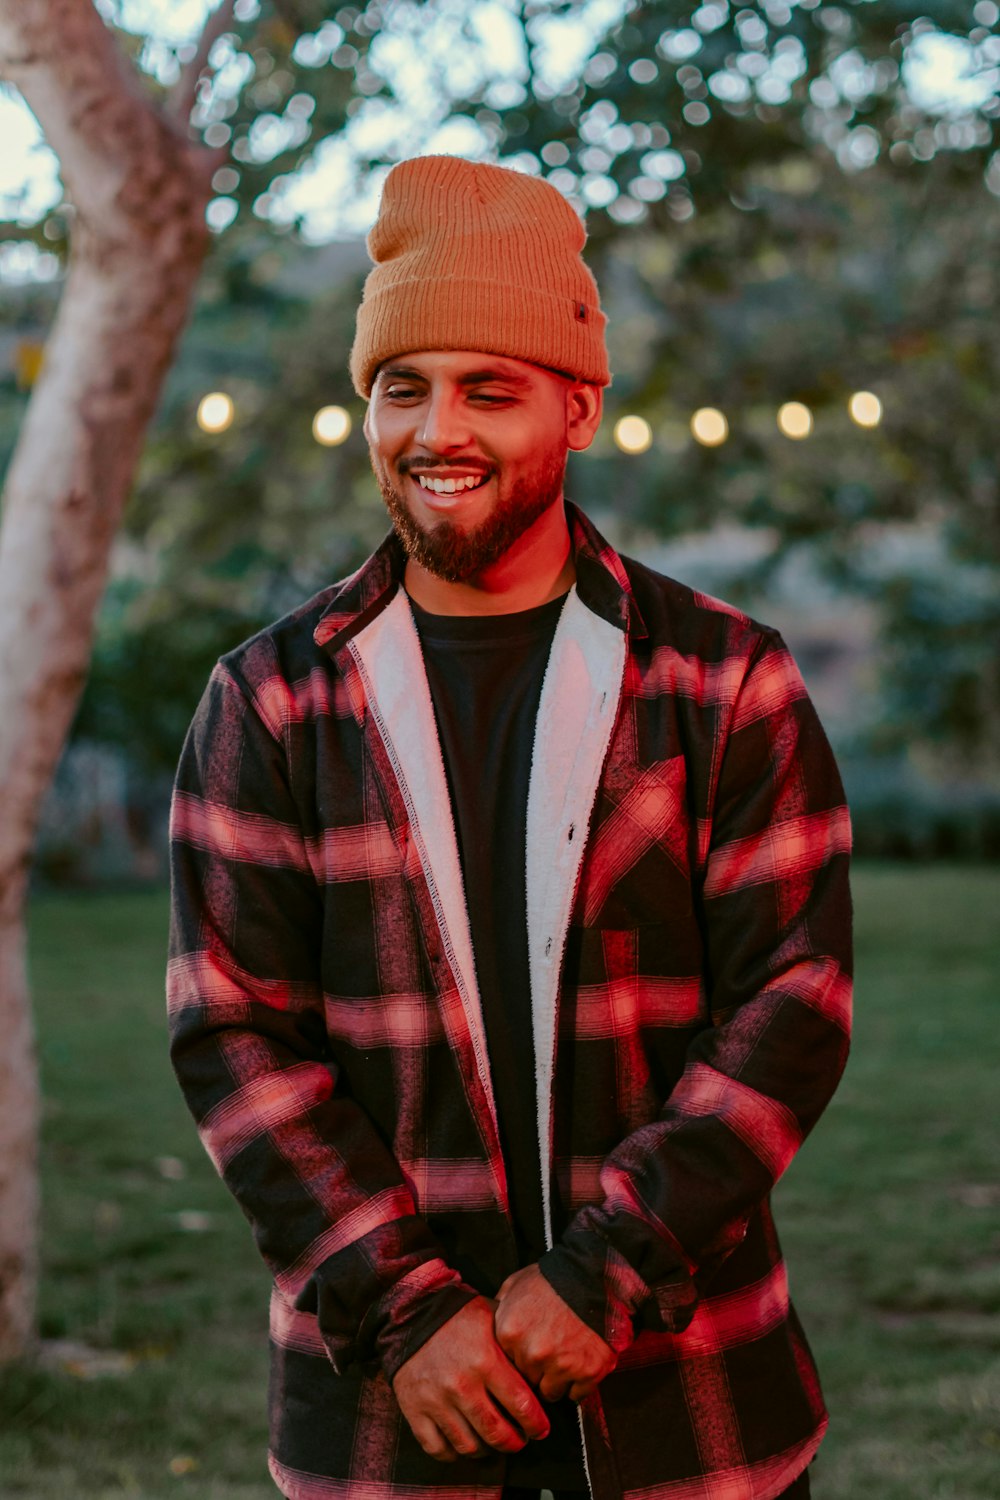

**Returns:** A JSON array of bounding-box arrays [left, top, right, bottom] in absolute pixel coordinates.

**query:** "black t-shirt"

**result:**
[[409, 590, 587, 1491]]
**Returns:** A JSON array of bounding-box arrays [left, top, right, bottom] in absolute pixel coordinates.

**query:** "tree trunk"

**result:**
[[0, 0, 213, 1360], [0, 869, 38, 1361]]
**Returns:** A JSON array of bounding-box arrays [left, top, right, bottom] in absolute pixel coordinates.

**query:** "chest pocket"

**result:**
[[572, 757, 692, 929]]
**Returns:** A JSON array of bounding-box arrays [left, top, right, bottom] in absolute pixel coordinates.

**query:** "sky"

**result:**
[[1, 0, 998, 280]]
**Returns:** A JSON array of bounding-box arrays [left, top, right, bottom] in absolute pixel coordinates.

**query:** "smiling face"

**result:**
[[364, 350, 601, 589]]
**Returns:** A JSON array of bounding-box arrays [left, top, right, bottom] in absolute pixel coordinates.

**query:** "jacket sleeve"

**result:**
[[168, 658, 479, 1380], [537, 629, 853, 1351]]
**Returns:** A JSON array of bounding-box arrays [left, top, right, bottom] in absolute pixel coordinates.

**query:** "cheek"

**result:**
[[507, 406, 566, 459], [500, 432, 564, 477], [491, 426, 549, 466], [366, 405, 409, 456]]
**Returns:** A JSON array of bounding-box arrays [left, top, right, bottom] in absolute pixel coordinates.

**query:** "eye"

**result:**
[[383, 383, 423, 401]]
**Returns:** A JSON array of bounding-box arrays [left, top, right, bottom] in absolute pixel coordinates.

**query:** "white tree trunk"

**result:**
[[0, 0, 214, 1360]]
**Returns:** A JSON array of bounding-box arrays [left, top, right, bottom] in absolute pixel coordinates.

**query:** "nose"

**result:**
[[418, 386, 472, 453]]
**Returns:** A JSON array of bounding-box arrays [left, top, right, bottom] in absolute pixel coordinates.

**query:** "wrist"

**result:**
[[379, 1282, 483, 1384], [537, 1236, 640, 1355]]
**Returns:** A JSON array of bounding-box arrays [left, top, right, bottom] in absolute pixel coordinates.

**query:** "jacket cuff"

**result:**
[[373, 1271, 482, 1384], [538, 1226, 700, 1351], [303, 1214, 478, 1377]]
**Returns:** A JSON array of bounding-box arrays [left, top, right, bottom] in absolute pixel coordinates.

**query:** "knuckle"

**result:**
[[471, 1403, 511, 1445]]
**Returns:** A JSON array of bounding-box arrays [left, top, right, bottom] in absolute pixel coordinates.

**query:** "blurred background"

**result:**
[[1, 2, 998, 1496]]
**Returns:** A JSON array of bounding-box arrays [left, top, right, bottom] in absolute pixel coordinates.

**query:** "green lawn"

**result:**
[[1, 865, 998, 1498]]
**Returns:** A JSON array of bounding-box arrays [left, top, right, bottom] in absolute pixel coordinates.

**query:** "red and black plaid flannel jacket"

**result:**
[[168, 504, 852, 1500]]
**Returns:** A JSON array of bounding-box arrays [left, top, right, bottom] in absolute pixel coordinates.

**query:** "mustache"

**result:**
[[398, 456, 493, 476]]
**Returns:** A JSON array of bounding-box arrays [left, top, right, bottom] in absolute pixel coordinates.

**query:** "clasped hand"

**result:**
[[392, 1265, 616, 1463]]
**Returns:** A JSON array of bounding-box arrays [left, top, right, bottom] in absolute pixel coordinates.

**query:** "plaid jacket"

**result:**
[[168, 504, 852, 1500]]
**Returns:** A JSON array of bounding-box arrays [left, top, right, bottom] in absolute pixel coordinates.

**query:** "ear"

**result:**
[[566, 382, 604, 452], [362, 403, 373, 442]]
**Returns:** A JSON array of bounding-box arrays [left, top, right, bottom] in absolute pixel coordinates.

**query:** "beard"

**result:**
[[370, 448, 567, 584]]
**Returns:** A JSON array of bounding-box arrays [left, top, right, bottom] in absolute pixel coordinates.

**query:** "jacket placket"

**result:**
[[331, 601, 513, 1242]]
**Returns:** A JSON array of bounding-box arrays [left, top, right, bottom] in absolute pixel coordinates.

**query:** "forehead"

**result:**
[[375, 349, 554, 388]]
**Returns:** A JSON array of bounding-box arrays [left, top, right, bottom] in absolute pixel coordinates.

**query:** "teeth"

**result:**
[[417, 473, 487, 495]]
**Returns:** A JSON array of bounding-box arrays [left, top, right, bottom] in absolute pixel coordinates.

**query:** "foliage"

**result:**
[[844, 757, 1000, 858], [875, 562, 1000, 766], [3, 1, 1000, 780], [3, 867, 999, 1494], [72, 244, 382, 774]]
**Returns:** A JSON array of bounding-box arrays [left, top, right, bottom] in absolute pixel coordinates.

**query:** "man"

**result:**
[[168, 156, 852, 1500]]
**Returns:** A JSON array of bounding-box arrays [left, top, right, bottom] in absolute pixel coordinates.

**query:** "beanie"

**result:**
[[350, 155, 610, 396]]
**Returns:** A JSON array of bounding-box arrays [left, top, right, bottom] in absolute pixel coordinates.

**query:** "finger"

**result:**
[[493, 1324, 544, 1387], [488, 1363, 551, 1442], [511, 1349, 546, 1388], [461, 1397, 529, 1453], [409, 1415, 459, 1463], [567, 1376, 598, 1402], [492, 1297, 517, 1342], [436, 1410, 486, 1460], [539, 1371, 572, 1402], [568, 1358, 615, 1401], [493, 1303, 543, 1369]]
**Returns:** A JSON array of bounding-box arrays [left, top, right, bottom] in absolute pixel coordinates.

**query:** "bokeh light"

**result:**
[[848, 390, 883, 428], [691, 407, 729, 447], [313, 405, 352, 446], [196, 392, 234, 434], [777, 401, 813, 440], [614, 415, 653, 453]]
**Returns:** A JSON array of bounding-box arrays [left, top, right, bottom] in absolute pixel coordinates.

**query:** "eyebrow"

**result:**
[[379, 364, 534, 391]]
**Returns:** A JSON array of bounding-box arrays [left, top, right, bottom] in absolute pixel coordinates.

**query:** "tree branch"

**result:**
[[166, 0, 236, 127], [0, 0, 204, 238]]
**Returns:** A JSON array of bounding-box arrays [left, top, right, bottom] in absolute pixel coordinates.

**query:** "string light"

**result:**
[[848, 390, 882, 428], [197, 392, 234, 433], [777, 401, 813, 440], [691, 407, 729, 447], [313, 405, 352, 446], [191, 391, 881, 451], [614, 415, 653, 453]]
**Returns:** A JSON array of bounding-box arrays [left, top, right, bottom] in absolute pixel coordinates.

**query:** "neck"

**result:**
[[403, 497, 575, 616]]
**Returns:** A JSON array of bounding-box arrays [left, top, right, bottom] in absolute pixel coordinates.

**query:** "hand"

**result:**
[[494, 1264, 617, 1402], [392, 1296, 551, 1463]]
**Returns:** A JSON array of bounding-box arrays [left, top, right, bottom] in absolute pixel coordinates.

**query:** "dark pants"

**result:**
[[285, 1472, 812, 1499], [503, 1477, 811, 1500]]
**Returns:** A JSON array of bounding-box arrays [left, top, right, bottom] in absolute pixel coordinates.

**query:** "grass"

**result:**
[[1, 865, 998, 1497], [4, 891, 271, 1499], [777, 864, 1000, 1499]]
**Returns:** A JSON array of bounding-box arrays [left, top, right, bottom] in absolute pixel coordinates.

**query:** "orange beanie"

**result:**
[[350, 155, 610, 396]]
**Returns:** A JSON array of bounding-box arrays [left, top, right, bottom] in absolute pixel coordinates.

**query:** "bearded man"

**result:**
[[168, 155, 852, 1500]]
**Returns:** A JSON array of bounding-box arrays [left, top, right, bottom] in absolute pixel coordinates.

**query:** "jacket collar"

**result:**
[[313, 500, 648, 653]]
